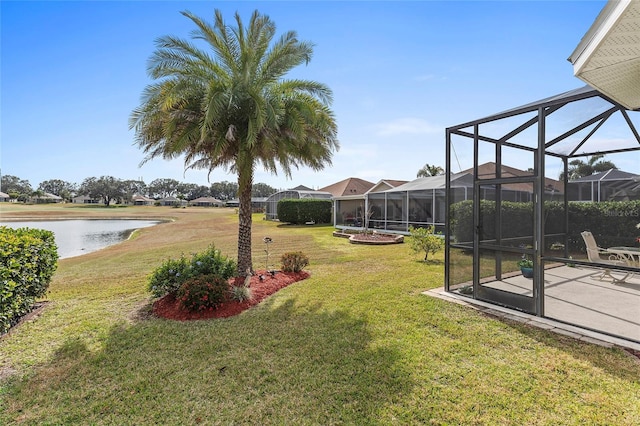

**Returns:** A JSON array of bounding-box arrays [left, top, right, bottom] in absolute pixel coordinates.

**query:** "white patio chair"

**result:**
[[580, 231, 629, 282]]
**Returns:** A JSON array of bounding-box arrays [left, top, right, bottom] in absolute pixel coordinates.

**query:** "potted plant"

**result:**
[[517, 256, 534, 278]]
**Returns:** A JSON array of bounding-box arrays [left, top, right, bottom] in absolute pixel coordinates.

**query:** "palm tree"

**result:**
[[561, 154, 617, 180], [416, 163, 444, 178], [130, 10, 338, 277]]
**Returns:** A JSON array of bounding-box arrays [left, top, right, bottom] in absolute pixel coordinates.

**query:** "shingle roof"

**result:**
[[319, 177, 375, 197]]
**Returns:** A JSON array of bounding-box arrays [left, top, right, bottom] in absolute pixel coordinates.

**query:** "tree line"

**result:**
[[0, 175, 279, 206]]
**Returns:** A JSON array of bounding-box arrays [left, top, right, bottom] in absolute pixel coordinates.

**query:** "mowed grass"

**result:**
[[0, 204, 639, 425]]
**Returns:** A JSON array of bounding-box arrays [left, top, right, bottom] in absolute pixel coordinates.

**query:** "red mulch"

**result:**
[[152, 270, 309, 321]]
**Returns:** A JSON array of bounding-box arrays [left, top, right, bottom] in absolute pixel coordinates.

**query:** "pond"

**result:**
[[0, 219, 160, 259]]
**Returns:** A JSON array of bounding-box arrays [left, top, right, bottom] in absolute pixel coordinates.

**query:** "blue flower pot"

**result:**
[[520, 267, 534, 278]]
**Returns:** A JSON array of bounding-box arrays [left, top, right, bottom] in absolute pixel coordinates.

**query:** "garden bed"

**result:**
[[332, 230, 404, 245], [153, 270, 309, 320]]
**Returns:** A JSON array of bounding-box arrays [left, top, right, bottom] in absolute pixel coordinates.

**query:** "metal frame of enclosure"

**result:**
[[265, 190, 332, 220], [445, 85, 640, 343]]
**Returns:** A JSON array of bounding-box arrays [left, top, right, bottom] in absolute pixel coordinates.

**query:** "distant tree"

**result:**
[[79, 176, 124, 206], [210, 181, 239, 201], [147, 178, 181, 199], [1, 175, 32, 199], [121, 179, 147, 203], [130, 10, 338, 277], [177, 183, 210, 201], [38, 179, 76, 201], [560, 154, 617, 180], [417, 164, 444, 178], [252, 183, 277, 198]]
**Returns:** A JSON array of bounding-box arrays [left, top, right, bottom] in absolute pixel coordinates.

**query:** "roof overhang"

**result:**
[[568, 0, 640, 111]]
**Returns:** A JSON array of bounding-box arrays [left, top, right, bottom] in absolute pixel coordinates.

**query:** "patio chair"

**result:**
[[580, 231, 629, 282]]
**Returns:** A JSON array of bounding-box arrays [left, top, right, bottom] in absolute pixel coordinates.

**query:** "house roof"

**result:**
[[570, 168, 640, 182], [367, 179, 409, 194], [0, 191, 9, 198], [319, 177, 375, 197], [383, 173, 474, 192], [191, 197, 223, 203], [568, 0, 640, 110], [132, 194, 154, 201], [289, 185, 313, 191], [461, 162, 563, 193]]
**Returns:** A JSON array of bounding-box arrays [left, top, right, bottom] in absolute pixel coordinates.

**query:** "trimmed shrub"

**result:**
[[450, 199, 640, 251], [277, 199, 332, 224], [177, 275, 228, 311], [281, 251, 309, 272], [0, 226, 58, 333], [147, 245, 236, 298]]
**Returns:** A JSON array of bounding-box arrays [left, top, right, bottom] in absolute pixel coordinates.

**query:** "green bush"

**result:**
[[177, 275, 228, 311], [450, 199, 640, 251], [147, 245, 236, 298], [277, 199, 332, 224], [0, 226, 58, 333], [408, 225, 444, 261], [280, 251, 309, 272]]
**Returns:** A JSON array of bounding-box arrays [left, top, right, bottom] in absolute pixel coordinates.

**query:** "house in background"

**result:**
[[190, 196, 223, 207], [158, 196, 187, 207], [319, 177, 374, 197], [0, 191, 10, 202], [568, 169, 640, 202], [332, 178, 408, 229], [72, 195, 100, 204], [225, 197, 268, 212], [132, 194, 155, 205]]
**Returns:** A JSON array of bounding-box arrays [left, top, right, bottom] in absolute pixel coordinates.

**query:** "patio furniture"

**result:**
[[606, 246, 640, 277], [580, 231, 630, 283]]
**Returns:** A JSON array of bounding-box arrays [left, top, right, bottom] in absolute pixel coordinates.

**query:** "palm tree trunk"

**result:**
[[237, 162, 254, 278]]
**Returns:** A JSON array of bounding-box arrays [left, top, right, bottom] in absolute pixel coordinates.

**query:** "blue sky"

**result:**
[[1, 0, 609, 191]]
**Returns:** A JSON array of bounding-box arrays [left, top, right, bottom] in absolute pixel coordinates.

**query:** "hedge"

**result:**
[[277, 199, 332, 224], [451, 200, 640, 251], [0, 226, 58, 334]]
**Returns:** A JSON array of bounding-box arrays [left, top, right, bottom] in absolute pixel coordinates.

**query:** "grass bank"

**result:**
[[1, 204, 639, 424]]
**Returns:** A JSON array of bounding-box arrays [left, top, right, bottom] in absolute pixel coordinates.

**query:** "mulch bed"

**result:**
[[152, 270, 309, 321]]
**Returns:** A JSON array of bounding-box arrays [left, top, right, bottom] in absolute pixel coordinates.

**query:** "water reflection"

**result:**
[[0, 219, 159, 259]]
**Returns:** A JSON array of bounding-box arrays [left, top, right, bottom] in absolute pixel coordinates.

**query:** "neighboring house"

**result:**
[[568, 169, 640, 202], [0, 191, 9, 202], [461, 162, 563, 202], [72, 195, 100, 204], [132, 194, 155, 206], [332, 162, 562, 234], [33, 192, 63, 204], [225, 197, 268, 212], [332, 178, 409, 230], [319, 177, 375, 197], [190, 196, 223, 207], [158, 196, 187, 207]]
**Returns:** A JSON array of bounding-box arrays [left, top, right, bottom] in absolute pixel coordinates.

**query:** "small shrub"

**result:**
[[280, 251, 309, 272], [409, 225, 444, 262], [147, 255, 190, 297], [147, 245, 237, 298], [229, 285, 253, 302], [177, 275, 228, 311]]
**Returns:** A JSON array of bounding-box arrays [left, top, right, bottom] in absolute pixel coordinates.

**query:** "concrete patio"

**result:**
[[428, 265, 640, 351]]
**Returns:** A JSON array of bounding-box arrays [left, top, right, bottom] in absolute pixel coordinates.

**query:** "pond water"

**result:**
[[0, 219, 160, 259]]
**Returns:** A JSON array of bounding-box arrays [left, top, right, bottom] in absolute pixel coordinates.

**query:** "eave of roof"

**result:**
[[568, 0, 640, 110]]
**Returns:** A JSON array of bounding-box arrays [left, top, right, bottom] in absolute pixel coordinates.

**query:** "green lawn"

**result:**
[[1, 204, 638, 425]]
